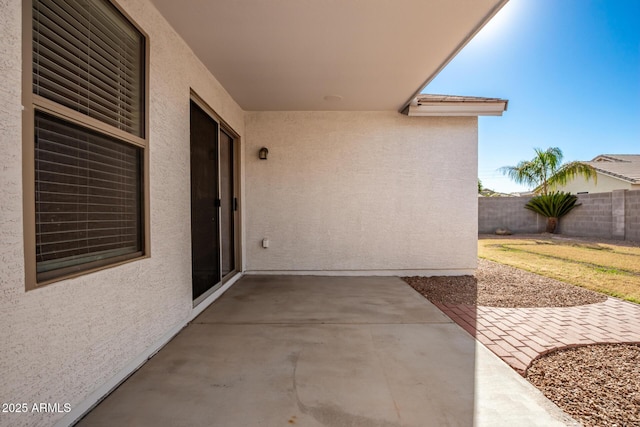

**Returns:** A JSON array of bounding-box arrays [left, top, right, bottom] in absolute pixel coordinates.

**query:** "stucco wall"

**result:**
[[554, 173, 638, 194], [0, 1, 244, 426], [245, 112, 479, 275]]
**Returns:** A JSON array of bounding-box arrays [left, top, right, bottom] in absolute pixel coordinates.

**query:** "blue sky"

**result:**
[[424, 0, 640, 193]]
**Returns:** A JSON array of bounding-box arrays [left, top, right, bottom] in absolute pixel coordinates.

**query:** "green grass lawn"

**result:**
[[479, 236, 640, 304]]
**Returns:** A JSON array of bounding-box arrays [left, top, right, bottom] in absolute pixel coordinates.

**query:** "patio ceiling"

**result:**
[[150, 0, 508, 112]]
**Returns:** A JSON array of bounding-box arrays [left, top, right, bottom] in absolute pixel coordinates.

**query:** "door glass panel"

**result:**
[[220, 130, 235, 277], [190, 101, 220, 300]]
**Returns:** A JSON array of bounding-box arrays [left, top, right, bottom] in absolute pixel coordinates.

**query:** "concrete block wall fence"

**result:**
[[623, 190, 640, 242], [478, 189, 640, 242], [477, 196, 545, 234], [559, 192, 615, 239]]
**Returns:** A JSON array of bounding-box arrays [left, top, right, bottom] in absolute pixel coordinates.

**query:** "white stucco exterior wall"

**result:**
[[0, 1, 244, 426], [245, 112, 478, 275]]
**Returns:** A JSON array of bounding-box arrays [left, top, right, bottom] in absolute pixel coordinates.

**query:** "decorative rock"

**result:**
[[495, 228, 512, 235]]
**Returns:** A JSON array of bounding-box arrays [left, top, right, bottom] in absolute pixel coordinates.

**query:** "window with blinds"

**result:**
[[29, 0, 146, 284], [35, 112, 143, 281], [33, 0, 145, 137]]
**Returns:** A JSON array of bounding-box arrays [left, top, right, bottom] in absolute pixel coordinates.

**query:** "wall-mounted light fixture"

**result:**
[[259, 147, 269, 160]]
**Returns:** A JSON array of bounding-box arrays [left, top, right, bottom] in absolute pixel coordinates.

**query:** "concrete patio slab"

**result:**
[[196, 275, 451, 324], [77, 276, 577, 426]]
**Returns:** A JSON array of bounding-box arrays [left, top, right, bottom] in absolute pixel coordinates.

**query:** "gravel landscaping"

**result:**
[[527, 344, 640, 427], [402, 259, 639, 426], [403, 258, 607, 307]]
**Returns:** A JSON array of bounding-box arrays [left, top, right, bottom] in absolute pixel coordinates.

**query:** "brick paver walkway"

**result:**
[[434, 298, 640, 375]]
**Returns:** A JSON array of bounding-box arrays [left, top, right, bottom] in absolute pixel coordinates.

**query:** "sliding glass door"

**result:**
[[190, 100, 237, 303]]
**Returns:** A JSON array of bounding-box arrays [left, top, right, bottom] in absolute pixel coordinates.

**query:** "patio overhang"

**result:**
[[404, 94, 509, 116], [149, 0, 509, 112]]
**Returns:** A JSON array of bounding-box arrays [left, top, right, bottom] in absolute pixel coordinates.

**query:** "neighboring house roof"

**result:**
[[149, 0, 508, 112], [406, 94, 509, 116], [585, 154, 640, 184]]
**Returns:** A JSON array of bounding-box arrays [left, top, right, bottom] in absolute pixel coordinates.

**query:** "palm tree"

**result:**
[[499, 147, 597, 195]]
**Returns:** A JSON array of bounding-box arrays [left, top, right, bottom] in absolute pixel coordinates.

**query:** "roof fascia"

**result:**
[[406, 101, 507, 116]]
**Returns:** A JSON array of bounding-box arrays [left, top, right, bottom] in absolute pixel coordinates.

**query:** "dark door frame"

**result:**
[[189, 94, 241, 306]]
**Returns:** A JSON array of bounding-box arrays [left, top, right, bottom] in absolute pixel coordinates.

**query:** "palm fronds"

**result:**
[[499, 147, 596, 195], [525, 192, 580, 233], [547, 161, 598, 189]]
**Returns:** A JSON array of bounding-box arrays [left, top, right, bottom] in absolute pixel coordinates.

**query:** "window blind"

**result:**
[[35, 111, 143, 280], [33, 0, 145, 137]]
